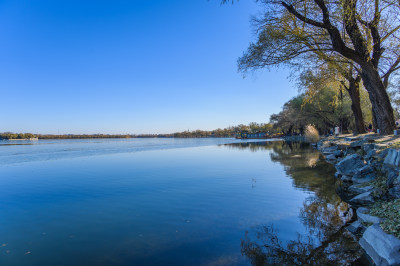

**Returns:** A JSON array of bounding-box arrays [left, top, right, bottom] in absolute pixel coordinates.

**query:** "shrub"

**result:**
[[369, 199, 400, 238], [304, 125, 320, 143]]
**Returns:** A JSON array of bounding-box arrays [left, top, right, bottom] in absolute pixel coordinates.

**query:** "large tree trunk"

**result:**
[[372, 108, 378, 132], [338, 0, 395, 134], [280, 0, 395, 133], [360, 63, 395, 135], [347, 79, 366, 135]]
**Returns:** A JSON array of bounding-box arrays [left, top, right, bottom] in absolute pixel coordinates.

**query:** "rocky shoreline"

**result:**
[[316, 133, 400, 265]]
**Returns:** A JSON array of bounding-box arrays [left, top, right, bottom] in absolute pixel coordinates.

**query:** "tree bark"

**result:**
[[346, 79, 366, 135], [360, 63, 396, 134], [340, 0, 395, 135], [372, 109, 378, 132]]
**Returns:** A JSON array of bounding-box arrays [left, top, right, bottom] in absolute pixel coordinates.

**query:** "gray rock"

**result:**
[[378, 148, 391, 159], [363, 143, 376, 153], [352, 165, 376, 184], [325, 154, 337, 161], [335, 154, 365, 176], [333, 150, 343, 158], [345, 136, 362, 142], [359, 224, 400, 266], [345, 148, 357, 156], [334, 171, 342, 178], [322, 146, 338, 155], [389, 176, 400, 198], [341, 175, 352, 182], [357, 207, 382, 224], [358, 165, 374, 175], [370, 161, 381, 169], [348, 185, 374, 194], [389, 187, 400, 199], [350, 139, 368, 148], [350, 191, 375, 205], [365, 149, 377, 159], [352, 174, 376, 184], [376, 143, 392, 150], [346, 220, 364, 234], [386, 169, 400, 188], [384, 149, 400, 167]]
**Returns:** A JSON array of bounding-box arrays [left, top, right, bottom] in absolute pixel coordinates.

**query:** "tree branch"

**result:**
[[280, 1, 326, 29], [382, 54, 400, 88]]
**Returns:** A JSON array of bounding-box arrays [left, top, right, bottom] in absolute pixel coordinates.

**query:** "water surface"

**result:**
[[0, 139, 360, 265]]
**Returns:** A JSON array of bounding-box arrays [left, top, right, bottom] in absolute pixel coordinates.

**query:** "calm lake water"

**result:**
[[0, 138, 360, 265]]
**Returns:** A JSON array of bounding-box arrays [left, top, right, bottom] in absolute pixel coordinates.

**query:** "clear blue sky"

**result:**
[[0, 0, 297, 134]]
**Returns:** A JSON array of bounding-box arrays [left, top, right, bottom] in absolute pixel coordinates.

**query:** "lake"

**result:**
[[0, 138, 361, 265]]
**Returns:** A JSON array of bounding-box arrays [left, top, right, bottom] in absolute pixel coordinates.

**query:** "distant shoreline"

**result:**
[[1, 136, 236, 140], [5, 138, 39, 141]]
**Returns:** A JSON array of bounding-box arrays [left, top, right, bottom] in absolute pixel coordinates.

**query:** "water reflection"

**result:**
[[224, 141, 362, 265]]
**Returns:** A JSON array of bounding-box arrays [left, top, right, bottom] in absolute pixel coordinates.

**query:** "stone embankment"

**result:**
[[317, 133, 400, 265], [282, 135, 306, 142]]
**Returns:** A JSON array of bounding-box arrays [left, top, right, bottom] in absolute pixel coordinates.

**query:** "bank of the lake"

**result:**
[[317, 133, 400, 265]]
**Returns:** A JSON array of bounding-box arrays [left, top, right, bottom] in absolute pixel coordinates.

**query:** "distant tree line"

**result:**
[[37, 134, 134, 139], [0, 123, 279, 140], [170, 123, 275, 138], [0, 132, 37, 140]]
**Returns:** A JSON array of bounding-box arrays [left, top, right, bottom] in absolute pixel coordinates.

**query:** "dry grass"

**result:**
[[304, 125, 320, 143]]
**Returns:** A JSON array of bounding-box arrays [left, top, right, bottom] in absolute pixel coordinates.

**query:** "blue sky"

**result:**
[[0, 0, 297, 134]]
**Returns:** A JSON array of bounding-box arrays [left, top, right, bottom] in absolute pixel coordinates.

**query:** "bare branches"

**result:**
[[382, 54, 400, 88], [281, 1, 326, 28]]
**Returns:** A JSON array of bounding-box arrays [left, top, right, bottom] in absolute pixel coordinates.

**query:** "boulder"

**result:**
[[352, 174, 376, 184], [335, 154, 365, 176], [359, 224, 400, 266], [345, 148, 357, 156], [350, 191, 375, 205], [345, 136, 362, 142], [358, 165, 374, 175], [325, 154, 337, 161], [381, 164, 397, 177], [350, 139, 368, 148], [322, 146, 338, 155], [356, 207, 382, 224], [333, 150, 344, 158], [387, 171, 400, 188], [363, 143, 376, 153], [389, 187, 400, 199], [346, 220, 364, 234], [348, 185, 374, 194], [389, 176, 400, 198], [370, 161, 381, 169], [378, 148, 391, 159], [341, 175, 352, 182], [365, 149, 377, 160], [352, 165, 376, 184], [384, 149, 400, 167]]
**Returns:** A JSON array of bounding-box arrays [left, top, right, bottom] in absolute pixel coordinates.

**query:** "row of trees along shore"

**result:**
[[0, 133, 37, 140], [224, 0, 400, 135], [0, 123, 276, 139]]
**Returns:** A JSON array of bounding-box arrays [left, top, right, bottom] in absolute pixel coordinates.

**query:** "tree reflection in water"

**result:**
[[223, 141, 363, 265]]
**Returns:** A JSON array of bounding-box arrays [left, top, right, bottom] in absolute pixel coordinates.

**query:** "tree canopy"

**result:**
[[227, 0, 400, 134]]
